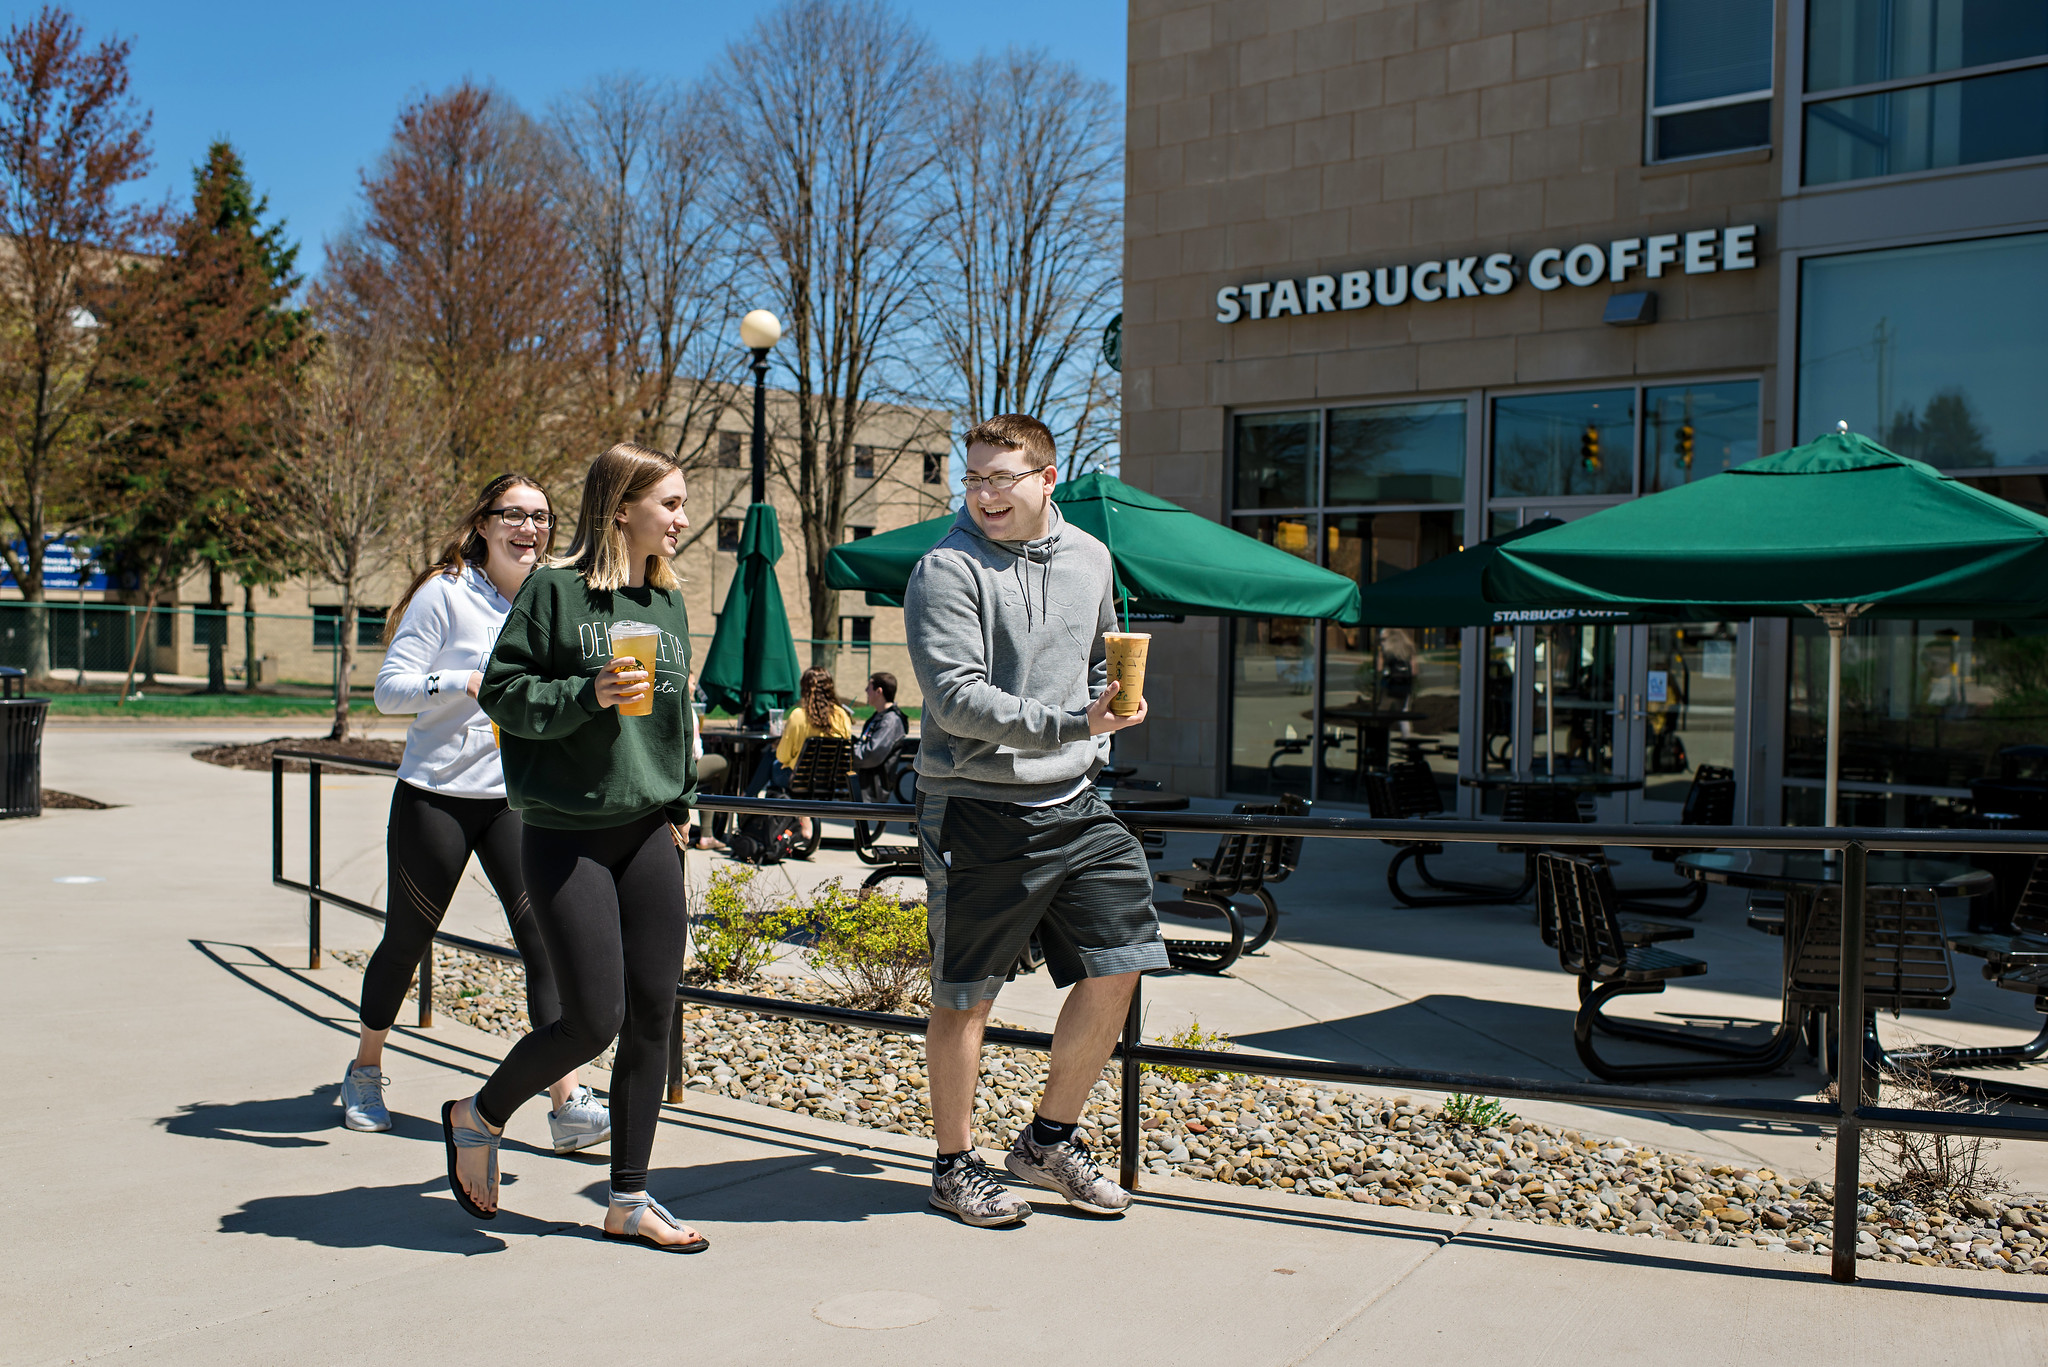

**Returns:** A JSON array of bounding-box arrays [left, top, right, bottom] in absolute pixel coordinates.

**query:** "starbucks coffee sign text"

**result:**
[[1214, 225, 1759, 323]]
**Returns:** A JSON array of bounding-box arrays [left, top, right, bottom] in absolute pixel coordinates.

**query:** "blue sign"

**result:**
[[1, 538, 113, 592]]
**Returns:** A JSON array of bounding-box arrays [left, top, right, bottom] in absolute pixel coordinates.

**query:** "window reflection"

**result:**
[[1320, 512, 1462, 805], [1807, 0, 2048, 91], [1645, 381, 1760, 490], [1784, 616, 2048, 823], [1491, 390, 1636, 498], [1798, 233, 2048, 469], [1227, 515, 1319, 797], [1233, 411, 1318, 509], [1327, 401, 1465, 505], [1804, 67, 2048, 185]]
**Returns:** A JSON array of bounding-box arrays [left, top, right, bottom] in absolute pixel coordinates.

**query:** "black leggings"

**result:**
[[475, 812, 688, 1193], [360, 784, 560, 1034]]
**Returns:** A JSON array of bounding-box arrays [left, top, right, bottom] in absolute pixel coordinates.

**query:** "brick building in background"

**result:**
[[1117, 0, 2048, 825]]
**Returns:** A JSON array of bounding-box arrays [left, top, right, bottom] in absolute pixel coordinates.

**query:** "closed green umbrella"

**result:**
[[699, 503, 801, 726], [1485, 427, 2048, 823], [825, 471, 1362, 625]]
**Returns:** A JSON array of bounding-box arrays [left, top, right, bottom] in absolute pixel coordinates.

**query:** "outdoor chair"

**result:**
[[783, 736, 857, 861], [1364, 762, 1536, 907], [1153, 829, 1277, 975], [850, 738, 922, 890], [1609, 765, 1736, 916], [1534, 849, 1695, 950], [1924, 856, 2048, 1073], [1785, 883, 1956, 1084], [1543, 852, 1799, 1082]]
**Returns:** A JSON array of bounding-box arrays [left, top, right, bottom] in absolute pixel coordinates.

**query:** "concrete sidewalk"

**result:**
[[4, 725, 2045, 1365]]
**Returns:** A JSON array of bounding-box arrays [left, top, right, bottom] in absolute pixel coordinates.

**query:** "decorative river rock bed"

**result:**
[[337, 945, 2048, 1275]]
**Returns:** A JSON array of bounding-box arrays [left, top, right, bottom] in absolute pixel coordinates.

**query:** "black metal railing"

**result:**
[[270, 748, 2048, 1286]]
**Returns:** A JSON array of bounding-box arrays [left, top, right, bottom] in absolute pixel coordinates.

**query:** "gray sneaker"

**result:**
[[1005, 1130, 1130, 1216], [930, 1154, 1032, 1228], [548, 1085, 612, 1154], [339, 1063, 391, 1132]]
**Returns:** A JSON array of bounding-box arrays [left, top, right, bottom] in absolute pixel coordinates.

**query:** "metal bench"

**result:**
[[1153, 829, 1277, 975], [1364, 762, 1536, 907], [1786, 882, 1956, 1084], [1544, 852, 1800, 1082]]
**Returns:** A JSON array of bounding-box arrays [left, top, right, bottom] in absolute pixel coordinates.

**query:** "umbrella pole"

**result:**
[[1544, 628, 1556, 778], [1825, 621, 1843, 828]]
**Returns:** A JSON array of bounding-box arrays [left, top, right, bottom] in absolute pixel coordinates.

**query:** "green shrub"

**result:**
[[1151, 1017, 1234, 1085], [1442, 1094, 1518, 1128], [686, 866, 802, 985], [797, 879, 930, 1011]]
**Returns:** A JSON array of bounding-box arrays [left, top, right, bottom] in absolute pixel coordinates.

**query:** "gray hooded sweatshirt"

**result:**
[[905, 503, 1115, 803]]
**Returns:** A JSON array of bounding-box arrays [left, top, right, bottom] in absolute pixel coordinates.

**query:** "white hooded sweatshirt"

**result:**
[[374, 565, 514, 797]]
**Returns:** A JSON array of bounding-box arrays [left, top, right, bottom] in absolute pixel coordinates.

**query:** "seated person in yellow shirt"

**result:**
[[750, 667, 854, 840]]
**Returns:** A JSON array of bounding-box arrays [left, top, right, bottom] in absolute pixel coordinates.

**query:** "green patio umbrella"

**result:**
[[825, 471, 1362, 625], [1484, 427, 2048, 824], [698, 503, 801, 726]]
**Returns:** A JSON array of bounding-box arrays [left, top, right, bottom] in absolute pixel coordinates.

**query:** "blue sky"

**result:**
[[69, 1, 1125, 264]]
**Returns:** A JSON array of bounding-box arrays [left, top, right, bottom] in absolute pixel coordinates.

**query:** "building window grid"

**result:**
[[1646, 0, 1778, 164], [1796, 0, 2048, 186]]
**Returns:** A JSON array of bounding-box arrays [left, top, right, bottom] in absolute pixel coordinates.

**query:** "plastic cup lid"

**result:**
[[610, 620, 661, 641]]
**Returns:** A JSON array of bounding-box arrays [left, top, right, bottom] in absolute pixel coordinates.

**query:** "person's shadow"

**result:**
[[217, 1178, 557, 1254], [157, 1085, 442, 1149]]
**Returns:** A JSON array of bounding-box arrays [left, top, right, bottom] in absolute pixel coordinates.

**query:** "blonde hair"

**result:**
[[556, 443, 684, 591], [384, 473, 553, 644]]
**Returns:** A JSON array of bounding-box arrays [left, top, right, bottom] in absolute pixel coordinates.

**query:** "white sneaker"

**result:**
[[549, 1085, 612, 1154], [340, 1063, 392, 1132]]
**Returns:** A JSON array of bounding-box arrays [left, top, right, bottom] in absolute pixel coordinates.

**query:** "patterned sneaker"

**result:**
[[548, 1085, 612, 1154], [339, 1063, 392, 1132], [1005, 1130, 1130, 1216], [929, 1154, 1033, 1228]]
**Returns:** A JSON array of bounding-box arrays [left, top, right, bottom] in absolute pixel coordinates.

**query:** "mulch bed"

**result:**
[[41, 789, 112, 809], [192, 736, 405, 774]]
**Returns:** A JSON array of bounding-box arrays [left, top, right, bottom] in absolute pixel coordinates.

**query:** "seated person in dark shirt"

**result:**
[[854, 671, 908, 798]]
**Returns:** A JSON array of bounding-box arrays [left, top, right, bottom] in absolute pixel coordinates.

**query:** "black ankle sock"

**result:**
[[934, 1149, 973, 1175], [1029, 1115, 1078, 1148]]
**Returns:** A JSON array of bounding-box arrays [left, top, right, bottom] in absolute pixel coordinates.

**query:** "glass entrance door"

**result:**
[[1615, 623, 1743, 820]]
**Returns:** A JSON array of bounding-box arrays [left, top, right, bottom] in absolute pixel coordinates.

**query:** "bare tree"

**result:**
[[926, 49, 1122, 480], [325, 82, 591, 555], [710, 0, 943, 664], [547, 73, 741, 466], [272, 321, 439, 739], [0, 7, 161, 679]]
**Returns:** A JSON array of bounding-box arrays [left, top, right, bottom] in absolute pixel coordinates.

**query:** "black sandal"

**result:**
[[605, 1191, 708, 1253], [441, 1098, 499, 1221]]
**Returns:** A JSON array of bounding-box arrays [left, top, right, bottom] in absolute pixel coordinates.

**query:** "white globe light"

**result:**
[[739, 309, 783, 351]]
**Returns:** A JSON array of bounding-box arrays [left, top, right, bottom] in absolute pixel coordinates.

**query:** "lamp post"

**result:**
[[738, 309, 782, 504]]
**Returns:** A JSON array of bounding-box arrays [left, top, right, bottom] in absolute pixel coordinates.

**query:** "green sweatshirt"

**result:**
[[479, 565, 697, 830]]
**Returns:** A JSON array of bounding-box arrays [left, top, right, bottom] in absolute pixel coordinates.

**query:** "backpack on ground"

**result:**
[[727, 784, 799, 865]]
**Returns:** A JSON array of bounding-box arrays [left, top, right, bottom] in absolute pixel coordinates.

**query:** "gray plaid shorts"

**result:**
[[917, 787, 1168, 1010]]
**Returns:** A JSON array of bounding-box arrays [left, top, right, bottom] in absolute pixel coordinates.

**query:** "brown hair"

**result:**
[[868, 671, 897, 703], [962, 413, 1057, 468], [556, 442, 685, 591], [383, 473, 554, 644], [800, 666, 840, 731]]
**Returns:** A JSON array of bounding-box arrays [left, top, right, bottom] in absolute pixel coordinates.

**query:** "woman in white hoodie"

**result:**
[[339, 473, 609, 1156]]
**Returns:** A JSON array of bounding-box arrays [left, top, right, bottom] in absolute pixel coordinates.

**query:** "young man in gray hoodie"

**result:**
[[904, 413, 1163, 1228]]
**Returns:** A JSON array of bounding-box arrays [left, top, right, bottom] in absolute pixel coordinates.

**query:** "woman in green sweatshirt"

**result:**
[[443, 441, 706, 1253]]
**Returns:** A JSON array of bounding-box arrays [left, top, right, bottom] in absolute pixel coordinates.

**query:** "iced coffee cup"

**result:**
[[1103, 632, 1151, 717], [609, 620, 662, 717]]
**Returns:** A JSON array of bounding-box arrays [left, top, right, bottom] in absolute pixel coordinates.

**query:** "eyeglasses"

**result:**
[[960, 465, 1050, 493], [488, 508, 554, 529]]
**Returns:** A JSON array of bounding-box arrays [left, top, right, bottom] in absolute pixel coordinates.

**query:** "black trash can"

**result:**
[[0, 665, 49, 819]]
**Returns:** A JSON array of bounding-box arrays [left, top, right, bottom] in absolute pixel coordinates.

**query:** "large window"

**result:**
[[1804, 0, 2048, 184], [1645, 381, 1763, 490], [1798, 232, 2048, 469], [1649, 0, 1775, 161], [1491, 390, 1638, 499], [1227, 405, 1467, 801]]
